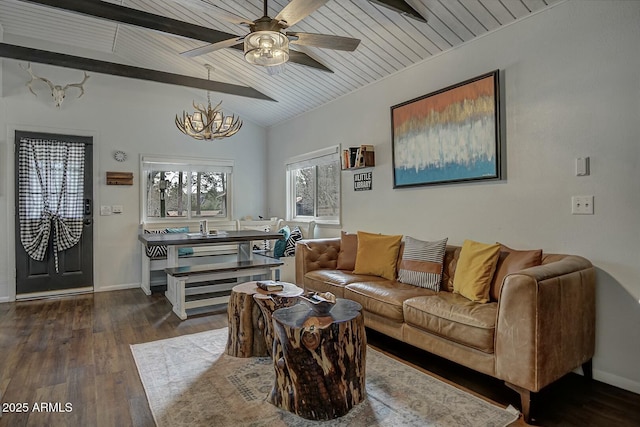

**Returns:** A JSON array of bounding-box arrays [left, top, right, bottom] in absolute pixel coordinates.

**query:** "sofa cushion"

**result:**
[[397, 236, 448, 291], [353, 231, 403, 280], [403, 293, 497, 353], [304, 270, 386, 298], [453, 240, 501, 303], [489, 244, 543, 301], [336, 231, 358, 271], [442, 246, 460, 292], [346, 281, 436, 322]]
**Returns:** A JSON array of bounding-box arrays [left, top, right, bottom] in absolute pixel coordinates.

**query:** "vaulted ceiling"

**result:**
[[0, 0, 561, 127]]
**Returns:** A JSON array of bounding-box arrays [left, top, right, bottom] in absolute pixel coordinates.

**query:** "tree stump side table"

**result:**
[[269, 299, 366, 420], [226, 281, 302, 358]]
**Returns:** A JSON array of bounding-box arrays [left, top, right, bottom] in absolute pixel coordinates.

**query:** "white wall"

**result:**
[[266, 1, 640, 394], [1, 61, 268, 299]]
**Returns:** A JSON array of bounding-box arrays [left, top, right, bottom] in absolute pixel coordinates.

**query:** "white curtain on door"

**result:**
[[18, 138, 85, 272]]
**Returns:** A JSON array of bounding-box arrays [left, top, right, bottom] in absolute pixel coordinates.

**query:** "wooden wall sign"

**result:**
[[354, 171, 372, 191], [106, 171, 133, 185]]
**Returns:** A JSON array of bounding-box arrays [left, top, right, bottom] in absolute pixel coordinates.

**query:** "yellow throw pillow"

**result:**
[[353, 231, 403, 281], [453, 240, 501, 303]]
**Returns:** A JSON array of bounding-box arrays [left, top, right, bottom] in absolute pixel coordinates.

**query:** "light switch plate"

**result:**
[[576, 157, 590, 176], [100, 205, 112, 216]]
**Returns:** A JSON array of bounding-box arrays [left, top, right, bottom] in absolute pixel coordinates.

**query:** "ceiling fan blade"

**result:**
[[274, 0, 329, 28], [181, 37, 244, 58], [287, 50, 333, 73], [287, 32, 361, 51]]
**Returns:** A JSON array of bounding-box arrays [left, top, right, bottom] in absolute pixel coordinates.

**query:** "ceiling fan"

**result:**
[[181, 0, 361, 70]]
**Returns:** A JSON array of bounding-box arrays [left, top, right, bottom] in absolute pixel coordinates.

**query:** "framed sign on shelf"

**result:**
[[391, 70, 501, 188]]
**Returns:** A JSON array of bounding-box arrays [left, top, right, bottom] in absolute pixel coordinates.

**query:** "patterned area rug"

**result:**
[[131, 328, 519, 427]]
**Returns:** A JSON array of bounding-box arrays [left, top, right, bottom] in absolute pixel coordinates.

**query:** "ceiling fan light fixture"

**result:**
[[244, 31, 289, 67]]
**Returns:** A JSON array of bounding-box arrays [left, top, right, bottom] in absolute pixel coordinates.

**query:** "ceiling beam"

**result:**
[[18, 0, 239, 44], [0, 43, 276, 101], [368, 0, 428, 23], [17, 0, 333, 73]]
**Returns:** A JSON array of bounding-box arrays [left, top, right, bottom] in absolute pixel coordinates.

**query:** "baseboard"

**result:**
[[94, 283, 141, 293], [594, 368, 640, 395], [0, 296, 11, 304]]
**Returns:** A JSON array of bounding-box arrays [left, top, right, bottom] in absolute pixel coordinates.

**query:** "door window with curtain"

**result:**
[[286, 145, 341, 224], [18, 137, 85, 272]]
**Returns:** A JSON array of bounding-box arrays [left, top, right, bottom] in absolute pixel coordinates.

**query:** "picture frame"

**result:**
[[391, 70, 501, 188]]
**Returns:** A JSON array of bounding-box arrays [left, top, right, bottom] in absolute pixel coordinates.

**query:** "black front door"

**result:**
[[14, 131, 94, 295]]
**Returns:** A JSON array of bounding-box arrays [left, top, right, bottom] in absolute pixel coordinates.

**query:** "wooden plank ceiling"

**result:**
[[0, 0, 562, 127]]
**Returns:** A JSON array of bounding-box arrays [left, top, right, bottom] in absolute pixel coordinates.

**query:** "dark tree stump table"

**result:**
[[226, 281, 302, 358], [269, 299, 366, 420]]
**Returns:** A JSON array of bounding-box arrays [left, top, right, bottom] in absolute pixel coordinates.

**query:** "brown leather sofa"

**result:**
[[295, 238, 596, 422]]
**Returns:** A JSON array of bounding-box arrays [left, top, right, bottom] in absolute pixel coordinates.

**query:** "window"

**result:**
[[141, 156, 233, 221], [286, 146, 341, 224]]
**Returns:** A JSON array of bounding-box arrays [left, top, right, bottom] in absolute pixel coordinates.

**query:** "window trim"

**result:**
[[285, 145, 341, 225], [140, 154, 234, 223]]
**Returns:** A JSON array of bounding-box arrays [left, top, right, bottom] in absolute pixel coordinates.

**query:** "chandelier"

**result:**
[[175, 65, 242, 140]]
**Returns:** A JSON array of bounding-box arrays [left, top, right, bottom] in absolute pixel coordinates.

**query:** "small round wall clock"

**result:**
[[114, 150, 127, 162]]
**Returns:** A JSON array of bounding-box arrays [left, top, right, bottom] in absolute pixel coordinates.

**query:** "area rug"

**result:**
[[131, 328, 519, 427]]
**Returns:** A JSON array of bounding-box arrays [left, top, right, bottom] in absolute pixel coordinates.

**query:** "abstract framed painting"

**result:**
[[391, 70, 501, 188]]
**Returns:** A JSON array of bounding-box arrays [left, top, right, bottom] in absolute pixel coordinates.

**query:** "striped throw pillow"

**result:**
[[398, 236, 448, 291], [143, 229, 168, 258], [283, 226, 303, 256]]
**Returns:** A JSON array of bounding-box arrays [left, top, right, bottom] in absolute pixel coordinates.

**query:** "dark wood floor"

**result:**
[[0, 289, 638, 427]]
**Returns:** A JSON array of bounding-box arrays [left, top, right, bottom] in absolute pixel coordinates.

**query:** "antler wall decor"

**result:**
[[20, 63, 90, 107]]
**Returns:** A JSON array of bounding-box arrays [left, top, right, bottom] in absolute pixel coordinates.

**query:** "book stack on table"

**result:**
[[257, 280, 284, 292]]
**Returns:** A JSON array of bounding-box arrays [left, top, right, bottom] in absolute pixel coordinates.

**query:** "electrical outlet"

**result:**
[[100, 205, 112, 216], [571, 195, 594, 215], [112, 205, 123, 214]]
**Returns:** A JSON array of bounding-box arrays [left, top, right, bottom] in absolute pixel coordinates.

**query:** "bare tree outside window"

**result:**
[[190, 172, 227, 217], [145, 169, 229, 219], [289, 149, 340, 223], [295, 167, 314, 216], [317, 162, 340, 218]]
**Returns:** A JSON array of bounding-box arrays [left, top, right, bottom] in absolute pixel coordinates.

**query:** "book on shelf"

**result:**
[[256, 280, 284, 292], [342, 149, 350, 169], [349, 147, 359, 168], [343, 145, 375, 169]]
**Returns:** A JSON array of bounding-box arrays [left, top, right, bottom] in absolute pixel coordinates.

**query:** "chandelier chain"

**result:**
[[207, 66, 211, 107]]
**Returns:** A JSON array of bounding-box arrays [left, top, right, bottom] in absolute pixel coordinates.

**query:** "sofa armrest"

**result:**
[[495, 255, 596, 392], [295, 238, 340, 284]]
